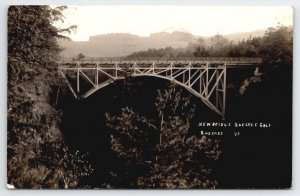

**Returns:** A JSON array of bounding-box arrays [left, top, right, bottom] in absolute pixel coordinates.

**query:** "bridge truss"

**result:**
[[58, 59, 261, 118]]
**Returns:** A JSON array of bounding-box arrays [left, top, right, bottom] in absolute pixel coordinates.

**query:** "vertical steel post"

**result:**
[[223, 63, 227, 115], [199, 70, 202, 94], [77, 65, 80, 93], [206, 63, 209, 97], [216, 70, 219, 109], [188, 63, 191, 86], [96, 63, 99, 85], [115, 63, 118, 78], [152, 62, 155, 74]]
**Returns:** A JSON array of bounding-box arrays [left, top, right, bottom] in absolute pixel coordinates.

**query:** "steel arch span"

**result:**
[[58, 58, 262, 118]]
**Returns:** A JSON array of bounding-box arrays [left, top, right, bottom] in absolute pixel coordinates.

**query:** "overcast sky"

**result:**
[[57, 6, 293, 41]]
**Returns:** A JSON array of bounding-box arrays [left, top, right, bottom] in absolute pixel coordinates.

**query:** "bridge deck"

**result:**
[[58, 59, 262, 69], [57, 57, 262, 67]]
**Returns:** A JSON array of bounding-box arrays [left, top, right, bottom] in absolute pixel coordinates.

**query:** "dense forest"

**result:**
[[8, 6, 292, 189], [7, 6, 92, 188]]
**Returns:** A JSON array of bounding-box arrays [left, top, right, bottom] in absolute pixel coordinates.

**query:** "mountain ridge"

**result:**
[[59, 29, 266, 58]]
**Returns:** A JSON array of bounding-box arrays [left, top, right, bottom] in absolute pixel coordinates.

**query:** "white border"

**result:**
[[1, 0, 299, 196]]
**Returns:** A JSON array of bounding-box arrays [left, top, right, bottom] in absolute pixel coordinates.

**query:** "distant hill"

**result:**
[[222, 29, 266, 43], [58, 29, 266, 58]]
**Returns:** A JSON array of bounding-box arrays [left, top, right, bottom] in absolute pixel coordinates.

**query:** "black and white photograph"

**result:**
[[7, 5, 293, 189]]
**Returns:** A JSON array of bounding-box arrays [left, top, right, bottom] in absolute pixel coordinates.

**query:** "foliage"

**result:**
[[126, 26, 293, 64], [193, 46, 209, 57], [7, 6, 91, 188], [126, 47, 191, 59], [259, 26, 293, 64], [8, 6, 76, 65], [105, 85, 221, 188], [72, 53, 86, 61]]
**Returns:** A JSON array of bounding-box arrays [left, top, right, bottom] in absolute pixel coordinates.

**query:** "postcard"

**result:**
[[7, 5, 293, 189]]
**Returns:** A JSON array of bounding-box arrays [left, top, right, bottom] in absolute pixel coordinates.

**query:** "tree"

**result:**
[[259, 26, 293, 64], [105, 85, 221, 188], [226, 26, 293, 63], [209, 34, 230, 56], [194, 46, 210, 57], [72, 53, 86, 61], [186, 37, 209, 57], [7, 6, 91, 188]]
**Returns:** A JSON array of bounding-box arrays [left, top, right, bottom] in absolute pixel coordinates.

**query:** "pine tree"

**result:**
[[7, 6, 91, 188], [105, 85, 221, 188]]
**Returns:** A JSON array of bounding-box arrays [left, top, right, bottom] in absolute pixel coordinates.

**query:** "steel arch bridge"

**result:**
[[58, 57, 262, 118]]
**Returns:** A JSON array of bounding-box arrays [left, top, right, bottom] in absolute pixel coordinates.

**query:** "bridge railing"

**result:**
[[57, 57, 263, 64]]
